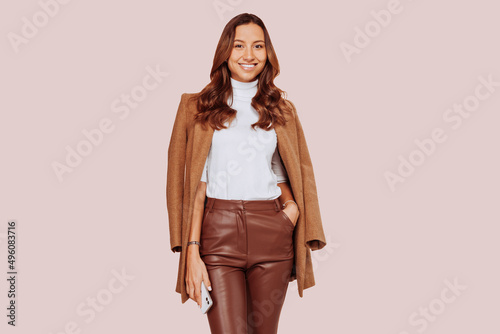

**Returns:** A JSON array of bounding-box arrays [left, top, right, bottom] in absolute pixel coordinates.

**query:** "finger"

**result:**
[[187, 283, 194, 300], [194, 289, 201, 304], [194, 283, 202, 307], [202, 274, 212, 291]]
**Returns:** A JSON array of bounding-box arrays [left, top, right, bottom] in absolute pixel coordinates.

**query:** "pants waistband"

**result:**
[[205, 196, 281, 211]]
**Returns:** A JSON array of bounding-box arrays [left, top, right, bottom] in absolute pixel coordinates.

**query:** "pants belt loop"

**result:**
[[274, 198, 281, 212], [208, 197, 215, 211]]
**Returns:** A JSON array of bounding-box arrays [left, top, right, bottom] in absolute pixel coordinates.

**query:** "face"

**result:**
[[227, 23, 267, 83]]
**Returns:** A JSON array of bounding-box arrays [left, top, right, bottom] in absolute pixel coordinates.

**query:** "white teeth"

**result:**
[[240, 64, 256, 67]]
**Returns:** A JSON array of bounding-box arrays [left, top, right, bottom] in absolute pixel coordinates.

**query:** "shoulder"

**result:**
[[177, 93, 200, 118], [280, 97, 298, 120], [178, 93, 198, 106]]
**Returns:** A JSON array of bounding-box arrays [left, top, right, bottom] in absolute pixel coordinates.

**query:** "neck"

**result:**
[[230, 77, 258, 101]]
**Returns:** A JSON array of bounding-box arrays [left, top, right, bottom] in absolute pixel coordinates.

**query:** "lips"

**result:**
[[239, 63, 257, 70]]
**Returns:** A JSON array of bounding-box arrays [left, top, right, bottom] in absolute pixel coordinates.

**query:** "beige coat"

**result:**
[[166, 93, 327, 304]]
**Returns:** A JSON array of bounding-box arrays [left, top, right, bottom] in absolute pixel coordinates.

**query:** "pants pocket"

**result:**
[[200, 209, 240, 256], [279, 210, 295, 230]]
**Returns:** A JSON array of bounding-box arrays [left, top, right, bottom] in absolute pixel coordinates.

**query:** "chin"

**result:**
[[238, 70, 262, 80]]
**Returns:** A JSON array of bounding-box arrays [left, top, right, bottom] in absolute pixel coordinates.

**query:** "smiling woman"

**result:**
[[166, 12, 327, 334]]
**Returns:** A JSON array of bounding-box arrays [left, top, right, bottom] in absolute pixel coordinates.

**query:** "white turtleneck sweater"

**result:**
[[200, 77, 289, 200]]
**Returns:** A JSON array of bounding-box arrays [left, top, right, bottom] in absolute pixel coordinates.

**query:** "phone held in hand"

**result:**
[[201, 281, 213, 314]]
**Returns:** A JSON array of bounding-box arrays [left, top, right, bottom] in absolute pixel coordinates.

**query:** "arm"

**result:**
[[187, 181, 207, 254], [272, 147, 289, 183], [277, 181, 300, 225], [185, 181, 212, 308], [273, 147, 299, 223]]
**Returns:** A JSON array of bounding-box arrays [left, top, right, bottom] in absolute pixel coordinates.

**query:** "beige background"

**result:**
[[1, 0, 499, 333]]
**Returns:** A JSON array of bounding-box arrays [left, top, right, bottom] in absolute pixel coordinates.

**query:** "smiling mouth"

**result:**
[[239, 63, 257, 70]]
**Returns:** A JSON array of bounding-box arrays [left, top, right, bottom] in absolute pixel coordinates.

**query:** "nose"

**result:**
[[243, 47, 255, 61]]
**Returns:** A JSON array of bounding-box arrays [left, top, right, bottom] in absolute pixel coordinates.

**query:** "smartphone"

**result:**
[[200, 281, 213, 314]]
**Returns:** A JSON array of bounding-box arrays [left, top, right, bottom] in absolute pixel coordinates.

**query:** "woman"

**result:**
[[166, 13, 327, 333]]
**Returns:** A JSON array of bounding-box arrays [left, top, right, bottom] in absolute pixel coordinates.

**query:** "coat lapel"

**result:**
[[274, 122, 290, 176], [274, 111, 301, 198], [189, 121, 214, 191]]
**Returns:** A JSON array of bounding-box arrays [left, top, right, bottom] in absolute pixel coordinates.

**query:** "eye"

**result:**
[[235, 44, 243, 48], [255, 44, 264, 49]]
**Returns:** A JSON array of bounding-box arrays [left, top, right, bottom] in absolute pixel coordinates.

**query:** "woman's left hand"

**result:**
[[282, 203, 299, 227]]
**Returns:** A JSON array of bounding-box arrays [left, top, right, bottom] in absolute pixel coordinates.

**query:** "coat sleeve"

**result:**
[[289, 100, 327, 251], [166, 93, 187, 253]]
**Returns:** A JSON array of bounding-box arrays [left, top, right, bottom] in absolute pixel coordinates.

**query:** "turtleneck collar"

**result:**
[[230, 77, 258, 101]]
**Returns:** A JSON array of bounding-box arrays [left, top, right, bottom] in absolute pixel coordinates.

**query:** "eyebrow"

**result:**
[[233, 39, 265, 44]]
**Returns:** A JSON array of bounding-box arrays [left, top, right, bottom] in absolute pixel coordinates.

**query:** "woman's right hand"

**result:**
[[185, 246, 212, 308]]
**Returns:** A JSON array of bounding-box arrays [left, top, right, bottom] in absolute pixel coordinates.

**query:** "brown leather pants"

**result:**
[[200, 196, 295, 334]]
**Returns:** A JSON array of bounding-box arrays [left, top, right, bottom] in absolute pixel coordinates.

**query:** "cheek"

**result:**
[[228, 59, 240, 70], [228, 51, 240, 62]]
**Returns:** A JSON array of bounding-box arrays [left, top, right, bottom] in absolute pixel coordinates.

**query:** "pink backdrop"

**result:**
[[1, 0, 499, 333]]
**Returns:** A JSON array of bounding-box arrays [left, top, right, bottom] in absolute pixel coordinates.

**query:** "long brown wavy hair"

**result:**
[[188, 13, 292, 131]]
